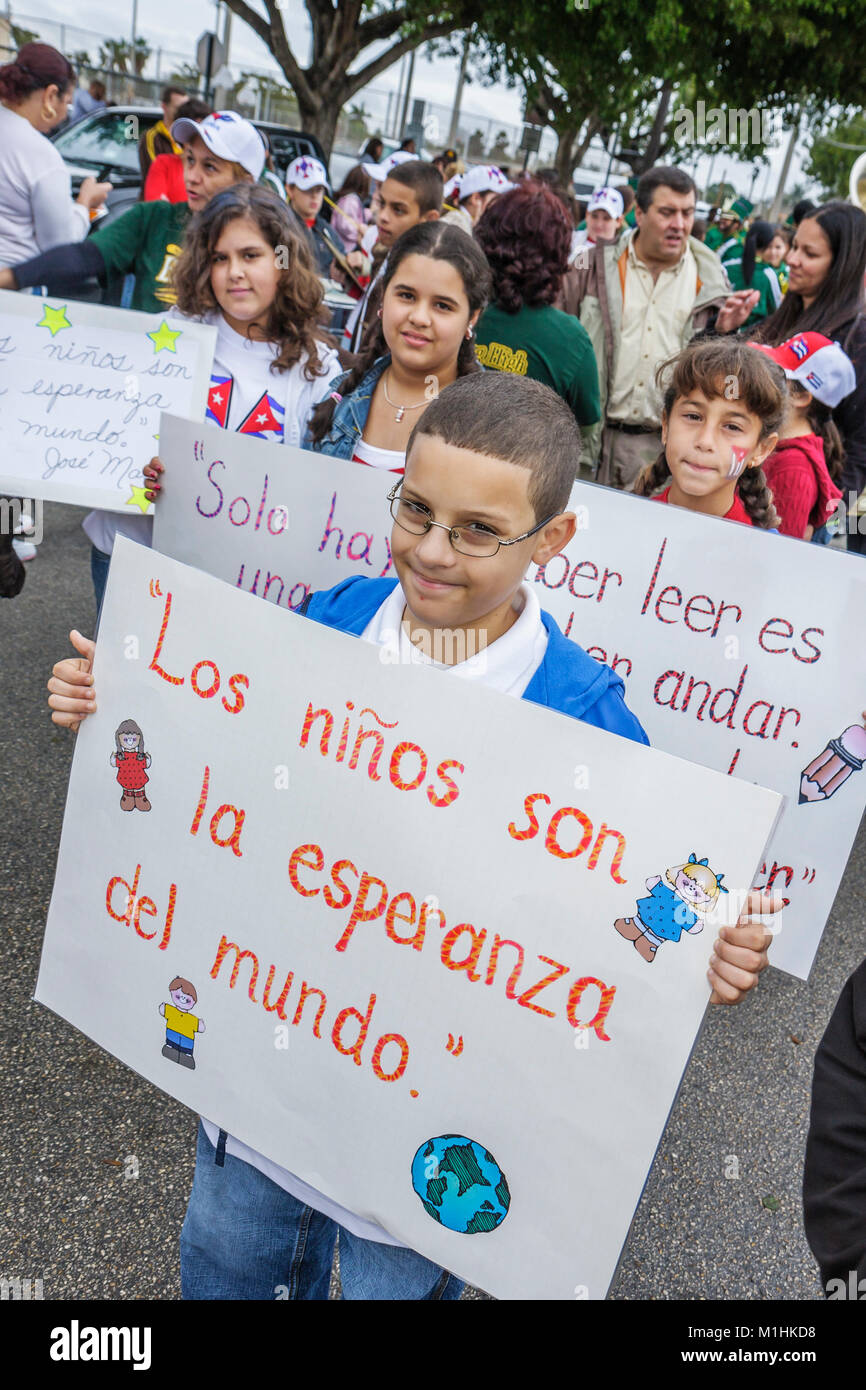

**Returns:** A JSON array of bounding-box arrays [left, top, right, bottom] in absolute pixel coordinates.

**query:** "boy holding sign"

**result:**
[[48, 373, 779, 1298]]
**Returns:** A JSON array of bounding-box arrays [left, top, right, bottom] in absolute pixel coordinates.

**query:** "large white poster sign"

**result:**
[[37, 539, 781, 1300], [154, 421, 866, 979], [153, 412, 395, 610], [0, 292, 215, 512]]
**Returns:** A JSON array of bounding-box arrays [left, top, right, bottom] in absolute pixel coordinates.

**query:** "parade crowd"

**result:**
[[2, 39, 866, 1302]]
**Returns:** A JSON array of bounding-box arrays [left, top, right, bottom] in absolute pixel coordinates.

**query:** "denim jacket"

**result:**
[[311, 353, 390, 458]]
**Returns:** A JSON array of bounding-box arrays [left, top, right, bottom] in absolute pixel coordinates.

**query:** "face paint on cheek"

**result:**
[[728, 446, 748, 479]]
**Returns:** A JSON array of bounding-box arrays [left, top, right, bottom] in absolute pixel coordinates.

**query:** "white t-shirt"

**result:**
[[0, 104, 90, 267], [202, 580, 548, 1245], [351, 437, 405, 472], [83, 310, 342, 554]]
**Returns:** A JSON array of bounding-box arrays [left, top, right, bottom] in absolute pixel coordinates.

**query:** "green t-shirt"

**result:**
[[704, 225, 725, 251], [723, 256, 784, 325], [474, 302, 600, 427], [90, 200, 190, 313]]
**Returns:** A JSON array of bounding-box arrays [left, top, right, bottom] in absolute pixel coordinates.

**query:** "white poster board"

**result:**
[[37, 538, 782, 1300], [153, 417, 866, 979], [0, 292, 215, 512]]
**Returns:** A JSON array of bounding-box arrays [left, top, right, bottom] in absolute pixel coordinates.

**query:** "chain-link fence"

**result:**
[[7, 10, 623, 175]]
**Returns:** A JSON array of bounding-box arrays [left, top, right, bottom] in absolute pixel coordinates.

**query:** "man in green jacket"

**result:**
[[559, 165, 745, 490]]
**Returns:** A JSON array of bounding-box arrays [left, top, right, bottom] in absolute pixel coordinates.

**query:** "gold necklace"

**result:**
[[383, 371, 427, 423]]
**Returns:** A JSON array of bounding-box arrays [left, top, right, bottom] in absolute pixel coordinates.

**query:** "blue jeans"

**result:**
[[180, 1122, 465, 1300], [91, 544, 111, 622]]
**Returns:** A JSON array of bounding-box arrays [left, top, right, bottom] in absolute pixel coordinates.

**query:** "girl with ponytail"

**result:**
[[633, 338, 784, 529], [721, 220, 784, 327], [308, 220, 492, 470]]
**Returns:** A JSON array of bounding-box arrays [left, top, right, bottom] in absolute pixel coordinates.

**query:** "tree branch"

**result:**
[[261, 0, 313, 107], [223, 0, 271, 50], [338, 20, 456, 98]]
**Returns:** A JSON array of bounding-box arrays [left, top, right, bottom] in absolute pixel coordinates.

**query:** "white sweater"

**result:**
[[0, 104, 90, 266]]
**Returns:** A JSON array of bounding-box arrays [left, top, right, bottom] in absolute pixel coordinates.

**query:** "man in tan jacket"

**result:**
[[560, 166, 752, 490]]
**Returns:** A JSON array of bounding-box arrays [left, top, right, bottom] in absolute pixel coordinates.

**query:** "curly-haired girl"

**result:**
[[633, 338, 784, 529], [144, 183, 342, 499], [472, 180, 600, 431]]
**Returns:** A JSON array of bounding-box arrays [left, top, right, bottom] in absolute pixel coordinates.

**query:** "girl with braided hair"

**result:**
[[307, 220, 491, 470], [633, 338, 784, 529]]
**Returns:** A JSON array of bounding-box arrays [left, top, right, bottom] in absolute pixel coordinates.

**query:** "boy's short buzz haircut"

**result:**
[[387, 160, 444, 216], [407, 374, 581, 522]]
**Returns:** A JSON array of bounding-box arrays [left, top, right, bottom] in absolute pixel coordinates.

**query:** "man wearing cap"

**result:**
[[714, 197, 752, 260], [560, 164, 733, 491], [139, 85, 188, 183], [441, 165, 515, 236], [0, 111, 266, 312], [569, 187, 625, 261], [285, 155, 345, 275]]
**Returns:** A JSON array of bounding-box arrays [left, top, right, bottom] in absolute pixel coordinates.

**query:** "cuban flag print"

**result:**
[[238, 391, 286, 441], [790, 335, 810, 362], [206, 375, 234, 429]]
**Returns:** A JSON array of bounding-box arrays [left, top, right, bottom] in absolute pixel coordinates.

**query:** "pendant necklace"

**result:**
[[383, 371, 427, 423]]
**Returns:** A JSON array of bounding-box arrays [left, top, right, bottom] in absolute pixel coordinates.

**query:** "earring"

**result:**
[[465, 327, 474, 339]]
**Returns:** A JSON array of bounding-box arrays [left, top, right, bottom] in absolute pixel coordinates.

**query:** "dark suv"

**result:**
[[51, 106, 329, 230]]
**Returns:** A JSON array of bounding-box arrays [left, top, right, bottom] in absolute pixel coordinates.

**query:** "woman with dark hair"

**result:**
[[719, 201, 866, 552], [0, 42, 110, 265], [331, 164, 373, 252], [722, 220, 783, 326], [308, 220, 490, 468], [473, 181, 600, 433]]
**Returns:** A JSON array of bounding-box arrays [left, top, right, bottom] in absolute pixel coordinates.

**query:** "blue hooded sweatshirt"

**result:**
[[303, 575, 649, 746]]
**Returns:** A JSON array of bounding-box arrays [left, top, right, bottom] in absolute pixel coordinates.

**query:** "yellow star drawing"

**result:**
[[126, 484, 152, 514], [36, 303, 71, 336], [147, 320, 182, 354]]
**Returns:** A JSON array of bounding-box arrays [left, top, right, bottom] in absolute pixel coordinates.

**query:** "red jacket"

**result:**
[[762, 434, 842, 539]]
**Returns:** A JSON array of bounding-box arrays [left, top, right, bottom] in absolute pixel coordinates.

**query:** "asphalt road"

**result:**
[[2, 501, 863, 1301]]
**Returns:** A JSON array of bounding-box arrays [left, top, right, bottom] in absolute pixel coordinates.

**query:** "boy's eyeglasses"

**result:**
[[387, 482, 559, 558]]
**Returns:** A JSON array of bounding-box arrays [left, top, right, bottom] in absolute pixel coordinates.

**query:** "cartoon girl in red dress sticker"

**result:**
[[110, 719, 152, 812]]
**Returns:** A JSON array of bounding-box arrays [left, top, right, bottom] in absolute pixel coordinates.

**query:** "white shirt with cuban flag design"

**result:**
[[83, 308, 343, 556], [201, 309, 343, 446]]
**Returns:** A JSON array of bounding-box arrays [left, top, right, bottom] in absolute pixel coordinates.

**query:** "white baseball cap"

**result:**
[[749, 333, 856, 408], [361, 150, 417, 182], [458, 165, 515, 201], [443, 174, 462, 203], [171, 110, 266, 180], [286, 155, 329, 191], [587, 187, 624, 219]]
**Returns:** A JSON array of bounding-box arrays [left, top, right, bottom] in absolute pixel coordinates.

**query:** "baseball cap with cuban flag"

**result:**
[[749, 332, 856, 408], [458, 165, 515, 201], [361, 149, 417, 182], [171, 110, 266, 180], [286, 155, 329, 191], [586, 186, 624, 220]]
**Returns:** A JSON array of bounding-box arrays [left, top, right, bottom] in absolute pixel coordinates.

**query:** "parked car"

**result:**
[[51, 106, 330, 231]]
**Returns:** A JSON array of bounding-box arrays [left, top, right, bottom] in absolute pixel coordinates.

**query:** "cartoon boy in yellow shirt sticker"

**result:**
[[160, 977, 205, 1069]]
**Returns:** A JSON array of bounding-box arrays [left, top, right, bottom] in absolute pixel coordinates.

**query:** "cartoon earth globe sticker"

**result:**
[[411, 1135, 510, 1234]]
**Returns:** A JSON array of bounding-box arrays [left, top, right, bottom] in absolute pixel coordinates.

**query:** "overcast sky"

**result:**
[[18, 0, 818, 200]]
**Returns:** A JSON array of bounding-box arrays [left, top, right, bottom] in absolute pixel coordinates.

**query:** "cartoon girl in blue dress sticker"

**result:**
[[613, 854, 729, 963]]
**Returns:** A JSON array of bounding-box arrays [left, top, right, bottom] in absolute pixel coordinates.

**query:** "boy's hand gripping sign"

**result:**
[[0, 292, 215, 512], [38, 539, 781, 1300], [153, 414, 866, 980]]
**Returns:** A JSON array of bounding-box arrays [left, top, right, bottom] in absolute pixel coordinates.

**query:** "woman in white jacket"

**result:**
[[0, 43, 109, 267]]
